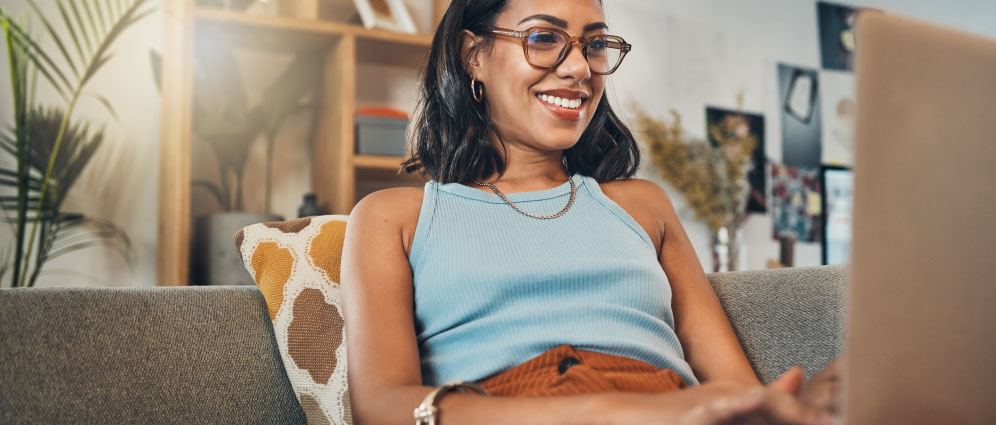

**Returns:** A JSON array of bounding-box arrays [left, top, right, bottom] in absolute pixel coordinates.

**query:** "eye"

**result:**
[[588, 38, 608, 51], [527, 31, 562, 49]]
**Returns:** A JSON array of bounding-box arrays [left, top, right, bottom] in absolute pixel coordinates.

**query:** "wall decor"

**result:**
[[707, 106, 767, 214], [818, 1, 860, 71], [778, 63, 823, 167], [771, 164, 822, 243], [820, 70, 856, 166], [820, 166, 853, 265]]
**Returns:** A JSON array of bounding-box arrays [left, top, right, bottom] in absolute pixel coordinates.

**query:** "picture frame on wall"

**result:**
[[820, 165, 854, 265], [352, 0, 417, 34]]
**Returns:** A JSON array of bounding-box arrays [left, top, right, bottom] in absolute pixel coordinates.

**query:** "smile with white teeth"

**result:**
[[538, 94, 583, 109]]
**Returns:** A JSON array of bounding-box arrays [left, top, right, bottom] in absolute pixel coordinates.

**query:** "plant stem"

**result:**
[[18, 94, 78, 287]]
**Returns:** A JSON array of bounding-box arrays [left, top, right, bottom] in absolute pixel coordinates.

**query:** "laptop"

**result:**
[[844, 12, 996, 425]]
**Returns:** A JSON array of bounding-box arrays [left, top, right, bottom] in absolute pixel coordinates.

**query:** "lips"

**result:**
[[536, 88, 590, 121]]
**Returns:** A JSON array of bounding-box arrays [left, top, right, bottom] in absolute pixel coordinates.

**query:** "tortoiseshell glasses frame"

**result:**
[[485, 26, 633, 75]]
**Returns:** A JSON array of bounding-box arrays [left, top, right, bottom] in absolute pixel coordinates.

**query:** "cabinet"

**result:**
[[157, 0, 448, 285]]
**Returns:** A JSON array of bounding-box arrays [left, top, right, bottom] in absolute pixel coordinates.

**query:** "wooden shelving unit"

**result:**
[[157, 0, 445, 285]]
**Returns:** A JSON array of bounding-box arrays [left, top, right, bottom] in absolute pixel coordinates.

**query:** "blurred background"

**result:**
[[1, 0, 994, 287]]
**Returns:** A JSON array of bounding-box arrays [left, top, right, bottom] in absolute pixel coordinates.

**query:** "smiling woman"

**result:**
[[340, 1, 834, 425], [401, 0, 639, 184]]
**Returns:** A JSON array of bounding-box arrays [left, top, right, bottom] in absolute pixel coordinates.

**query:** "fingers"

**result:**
[[768, 365, 805, 395], [679, 388, 765, 425]]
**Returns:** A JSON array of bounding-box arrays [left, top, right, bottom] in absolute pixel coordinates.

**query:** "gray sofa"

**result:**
[[0, 265, 846, 424]]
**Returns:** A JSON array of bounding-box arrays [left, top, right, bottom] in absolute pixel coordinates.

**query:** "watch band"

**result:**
[[413, 382, 488, 425]]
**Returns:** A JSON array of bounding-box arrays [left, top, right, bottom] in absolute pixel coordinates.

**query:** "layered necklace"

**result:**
[[472, 175, 576, 220]]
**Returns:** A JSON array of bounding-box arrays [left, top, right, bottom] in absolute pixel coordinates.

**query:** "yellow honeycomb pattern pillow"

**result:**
[[233, 215, 352, 425]]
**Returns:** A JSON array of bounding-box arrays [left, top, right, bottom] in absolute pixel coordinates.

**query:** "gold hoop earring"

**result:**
[[471, 76, 484, 103]]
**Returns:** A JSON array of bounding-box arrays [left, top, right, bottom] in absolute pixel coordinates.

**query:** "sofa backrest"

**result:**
[[709, 265, 847, 382], [0, 286, 307, 424], [0, 265, 846, 423]]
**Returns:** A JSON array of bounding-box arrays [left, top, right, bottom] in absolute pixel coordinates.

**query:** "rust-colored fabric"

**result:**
[[479, 344, 688, 397]]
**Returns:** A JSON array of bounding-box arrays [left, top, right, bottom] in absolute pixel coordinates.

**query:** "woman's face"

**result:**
[[471, 0, 608, 154]]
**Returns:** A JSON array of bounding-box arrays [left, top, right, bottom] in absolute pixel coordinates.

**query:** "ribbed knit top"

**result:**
[[409, 174, 698, 387]]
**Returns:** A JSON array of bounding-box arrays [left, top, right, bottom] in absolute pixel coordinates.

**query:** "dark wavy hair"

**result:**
[[401, 0, 640, 184]]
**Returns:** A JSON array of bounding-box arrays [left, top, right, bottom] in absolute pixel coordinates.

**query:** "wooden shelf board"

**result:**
[[193, 7, 432, 49], [353, 154, 406, 170]]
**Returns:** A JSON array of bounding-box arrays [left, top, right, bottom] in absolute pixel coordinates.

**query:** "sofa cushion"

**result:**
[[0, 286, 307, 424], [234, 215, 351, 425]]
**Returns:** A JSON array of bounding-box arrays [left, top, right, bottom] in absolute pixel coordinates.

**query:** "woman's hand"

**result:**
[[601, 381, 829, 425], [766, 361, 842, 424]]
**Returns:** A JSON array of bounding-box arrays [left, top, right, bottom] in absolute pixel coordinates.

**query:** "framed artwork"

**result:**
[[818, 1, 859, 71], [353, 0, 417, 34], [778, 63, 823, 167], [706, 107, 767, 214], [820, 71, 856, 167], [820, 166, 854, 265], [771, 164, 822, 243]]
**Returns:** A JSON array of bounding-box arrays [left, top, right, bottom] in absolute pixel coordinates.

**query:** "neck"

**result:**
[[476, 140, 570, 192]]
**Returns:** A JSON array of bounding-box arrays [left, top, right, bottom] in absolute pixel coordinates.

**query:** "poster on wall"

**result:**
[[771, 164, 822, 243], [706, 107, 767, 213], [820, 71, 856, 166], [821, 166, 854, 265], [818, 1, 860, 71], [778, 64, 823, 168]]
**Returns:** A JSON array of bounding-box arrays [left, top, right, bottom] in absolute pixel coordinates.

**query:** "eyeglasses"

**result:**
[[485, 26, 632, 75]]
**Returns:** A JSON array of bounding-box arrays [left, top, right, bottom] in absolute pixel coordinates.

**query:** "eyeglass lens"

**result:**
[[525, 30, 624, 73]]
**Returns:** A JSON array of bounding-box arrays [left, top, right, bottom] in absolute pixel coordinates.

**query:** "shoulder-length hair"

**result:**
[[401, 0, 640, 184]]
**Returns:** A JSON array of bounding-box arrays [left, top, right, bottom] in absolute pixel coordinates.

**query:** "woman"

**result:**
[[341, 0, 837, 424]]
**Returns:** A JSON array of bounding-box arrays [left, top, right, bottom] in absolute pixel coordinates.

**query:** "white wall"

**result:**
[[1, 0, 993, 286]]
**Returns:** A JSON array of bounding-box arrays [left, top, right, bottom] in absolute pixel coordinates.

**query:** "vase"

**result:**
[[191, 212, 283, 285], [711, 223, 744, 273]]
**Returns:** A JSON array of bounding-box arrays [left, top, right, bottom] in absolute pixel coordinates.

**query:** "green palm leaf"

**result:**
[[1, 0, 152, 287]]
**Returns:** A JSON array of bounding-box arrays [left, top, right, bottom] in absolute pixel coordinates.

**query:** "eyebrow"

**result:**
[[517, 14, 609, 33]]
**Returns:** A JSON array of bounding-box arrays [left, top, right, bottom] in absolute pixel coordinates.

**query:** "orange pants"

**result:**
[[478, 344, 688, 397]]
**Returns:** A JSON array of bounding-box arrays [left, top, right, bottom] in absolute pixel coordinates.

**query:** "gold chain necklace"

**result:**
[[472, 176, 576, 220]]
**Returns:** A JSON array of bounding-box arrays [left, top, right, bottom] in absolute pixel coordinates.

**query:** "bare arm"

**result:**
[[603, 179, 759, 386], [340, 187, 815, 425], [650, 181, 759, 385]]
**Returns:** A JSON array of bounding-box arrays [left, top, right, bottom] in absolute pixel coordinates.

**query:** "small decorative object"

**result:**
[[298, 193, 324, 218], [635, 97, 758, 273], [352, 0, 417, 33], [770, 164, 822, 243]]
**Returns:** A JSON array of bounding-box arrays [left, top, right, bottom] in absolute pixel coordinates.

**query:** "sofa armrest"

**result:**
[[707, 265, 847, 383]]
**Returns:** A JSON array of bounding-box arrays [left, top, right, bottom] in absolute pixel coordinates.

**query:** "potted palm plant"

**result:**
[[0, 0, 153, 288]]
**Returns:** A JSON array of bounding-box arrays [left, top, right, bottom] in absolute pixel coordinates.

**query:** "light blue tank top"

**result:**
[[409, 174, 698, 386]]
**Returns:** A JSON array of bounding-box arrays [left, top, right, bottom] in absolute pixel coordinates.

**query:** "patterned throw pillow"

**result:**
[[233, 215, 352, 425]]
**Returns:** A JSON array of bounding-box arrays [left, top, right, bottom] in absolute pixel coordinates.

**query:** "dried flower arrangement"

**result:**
[[632, 100, 759, 271]]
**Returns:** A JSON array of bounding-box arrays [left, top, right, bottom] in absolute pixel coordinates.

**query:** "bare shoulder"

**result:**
[[597, 178, 676, 250], [349, 186, 424, 255], [598, 178, 674, 215]]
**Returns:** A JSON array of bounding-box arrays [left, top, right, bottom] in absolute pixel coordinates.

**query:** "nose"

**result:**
[[556, 41, 592, 81]]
